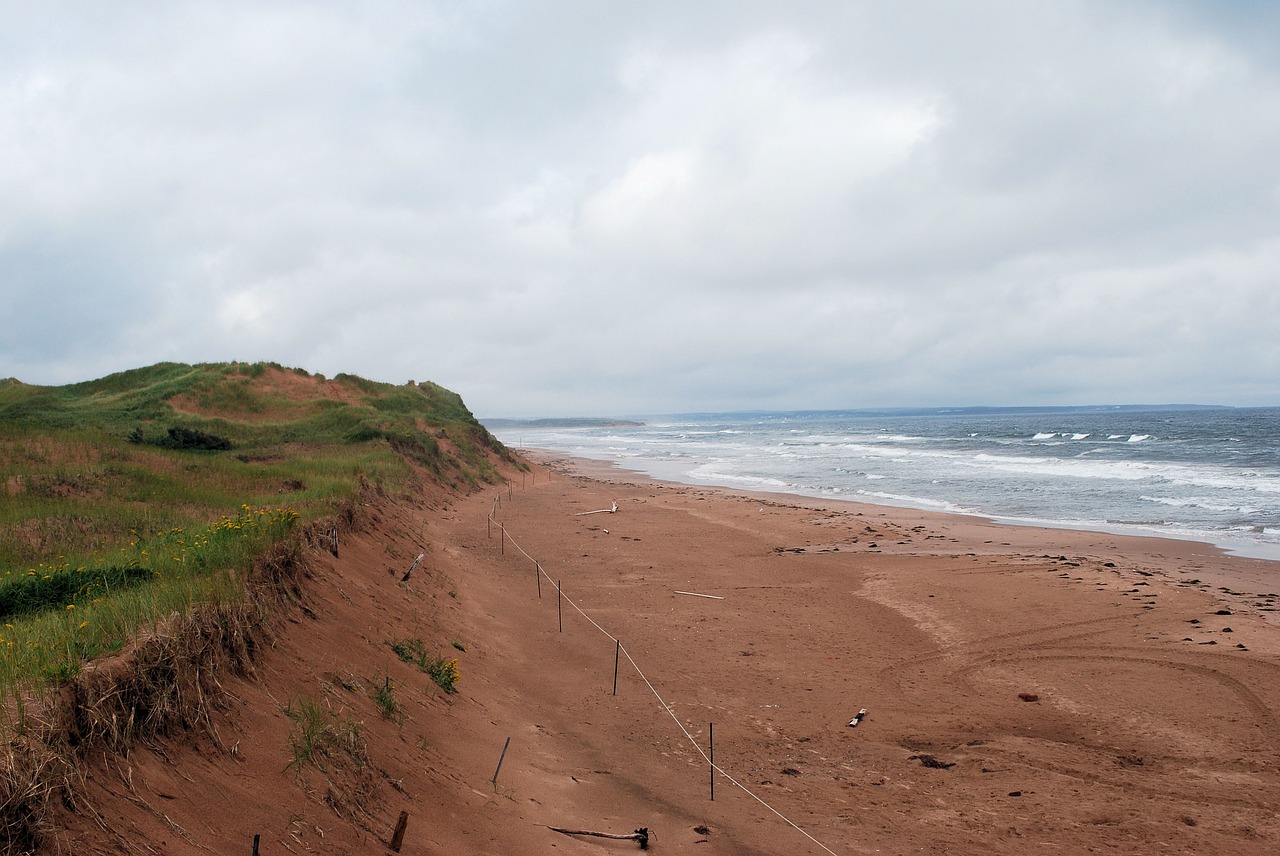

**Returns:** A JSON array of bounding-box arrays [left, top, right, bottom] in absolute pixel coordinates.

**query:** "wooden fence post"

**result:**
[[613, 639, 620, 696], [390, 810, 409, 852], [710, 722, 715, 801], [493, 737, 512, 786]]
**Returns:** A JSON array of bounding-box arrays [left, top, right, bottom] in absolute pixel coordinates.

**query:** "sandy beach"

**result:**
[[56, 452, 1280, 854]]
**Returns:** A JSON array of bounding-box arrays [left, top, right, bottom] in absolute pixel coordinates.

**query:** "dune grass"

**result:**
[[0, 503, 298, 695], [0, 361, 517, 714]]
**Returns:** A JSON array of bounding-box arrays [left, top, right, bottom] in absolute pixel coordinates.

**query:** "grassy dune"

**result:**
[[0, 361, 517, 697]]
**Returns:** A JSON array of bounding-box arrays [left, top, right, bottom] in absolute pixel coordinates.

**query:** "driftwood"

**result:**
[[548, 826, 650, 849], [909, 753, 955, 769], [576, 501, 619, 516], [401, 552, 424, 582]]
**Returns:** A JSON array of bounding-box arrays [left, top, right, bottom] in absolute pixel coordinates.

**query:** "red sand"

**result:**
[[53, 453, 1280, 854]]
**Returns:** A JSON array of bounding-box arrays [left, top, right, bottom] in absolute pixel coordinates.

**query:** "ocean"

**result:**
[[489, 407, 1280, 561]]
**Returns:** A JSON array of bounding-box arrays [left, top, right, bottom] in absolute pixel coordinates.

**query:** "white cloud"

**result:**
[[1, 1, 1277, 413]]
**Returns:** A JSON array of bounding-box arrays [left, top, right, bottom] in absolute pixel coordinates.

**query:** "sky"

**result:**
[[2, 1, 1278, 417]]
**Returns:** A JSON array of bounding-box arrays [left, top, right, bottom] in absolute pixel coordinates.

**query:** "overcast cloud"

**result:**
[[2, 1, 1278, 416]]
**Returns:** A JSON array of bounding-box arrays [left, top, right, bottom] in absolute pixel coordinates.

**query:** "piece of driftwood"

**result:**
[[576, 501, 619, 516], [909, 753, 955, 769], [548, 826, 650, 849], [674, 590, 724, 600], [401, 552, 424, 582]]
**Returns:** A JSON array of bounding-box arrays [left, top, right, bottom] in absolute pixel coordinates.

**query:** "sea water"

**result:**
[[489, 407, 1280, 561]]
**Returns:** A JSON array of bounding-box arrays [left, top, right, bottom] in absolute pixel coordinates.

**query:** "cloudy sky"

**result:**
[[3, 1, 1278, 416]]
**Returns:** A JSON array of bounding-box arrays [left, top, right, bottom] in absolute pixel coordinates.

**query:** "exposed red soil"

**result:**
[[45, 453, 1280, 855]]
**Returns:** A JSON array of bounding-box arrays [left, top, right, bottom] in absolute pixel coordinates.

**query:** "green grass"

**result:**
[[388, 637, 429, 667], [424, 656, 460, 694], [0, 360, 515, 704], [372, 678, 399, 720], [387, 637, 461, 694], [0, 564, 153, 621], [286, 695, 364, 773], [0, 504, 295, 690]]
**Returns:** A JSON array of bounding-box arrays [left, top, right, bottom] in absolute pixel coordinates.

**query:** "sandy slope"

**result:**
[[50, 454, 1280, 855]]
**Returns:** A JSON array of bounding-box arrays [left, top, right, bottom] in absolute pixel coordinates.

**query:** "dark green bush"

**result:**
[[162, 426, 233, 451], [0, 565, 154, 620]]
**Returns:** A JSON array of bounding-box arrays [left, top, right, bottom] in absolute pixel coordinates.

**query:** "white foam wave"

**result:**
[[857, 490, 970, 514], [1032, 432, 1057, 440], [968, 453, 1158, 481], [687, 464, 788, 489], [1140, 495, 1261, 514], [1128, 434, 1151, 443]]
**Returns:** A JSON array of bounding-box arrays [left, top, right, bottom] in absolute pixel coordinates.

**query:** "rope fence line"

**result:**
[[485, 497, 844, 856]]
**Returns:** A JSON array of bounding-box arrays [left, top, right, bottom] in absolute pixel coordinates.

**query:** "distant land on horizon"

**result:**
[[481, 416, 646, 430], [481, 403, 1243, 428]]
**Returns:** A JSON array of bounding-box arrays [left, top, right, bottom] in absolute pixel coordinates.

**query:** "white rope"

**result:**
[[486, 508, 844, 856]]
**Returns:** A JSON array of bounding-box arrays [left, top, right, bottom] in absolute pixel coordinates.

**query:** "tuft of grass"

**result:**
[[386, 637, 461, 694], [424, 656, 460, 694], [286, 696, 364, 773], [387, 637, 427, 667], [373, 678, 399, 720], [451, 638, 466, 653], [283, 693, 376, 820]]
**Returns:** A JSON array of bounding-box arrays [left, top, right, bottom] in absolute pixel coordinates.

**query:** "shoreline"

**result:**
[[514, 440, 1280, 573]]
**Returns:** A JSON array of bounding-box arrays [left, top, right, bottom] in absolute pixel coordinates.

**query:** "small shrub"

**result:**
[[157, 426, 233, 451], [0, 565, 153, 621], [424, 656, 460, 694], [387, 638, 460, 693]]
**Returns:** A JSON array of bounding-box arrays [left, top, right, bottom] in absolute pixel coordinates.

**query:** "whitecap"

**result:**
[[1032, 432, 1057, 440], [857, 490, 969, 514], [1127, 434, 1151, 443], [1140, 495, 1261, 514], [1071, 433, 1091, 440]]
